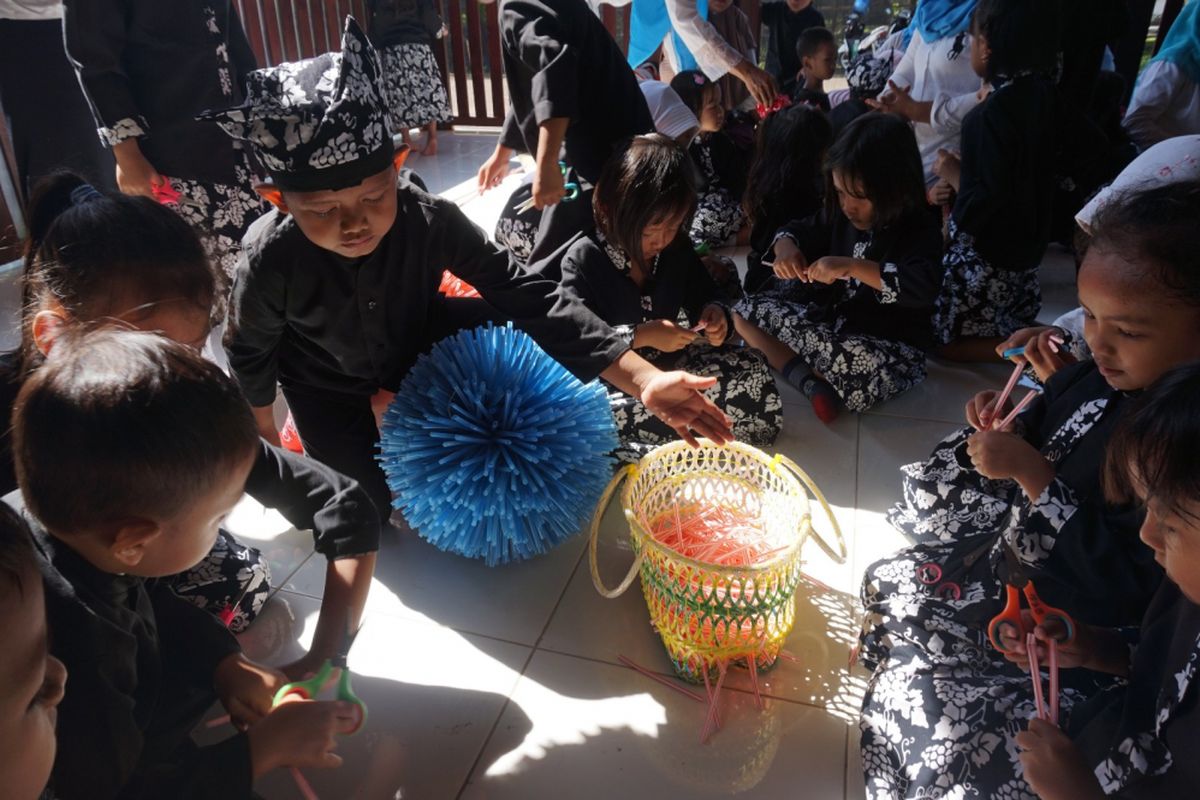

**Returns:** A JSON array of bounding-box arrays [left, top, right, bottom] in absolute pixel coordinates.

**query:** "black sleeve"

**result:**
[[430, 201, 628, 380], [500, 107, 526, 153], [955, 99, 1020, 239], [875, 219, 944, 310], [62, 0, 146, 134], [244, 440, 382, 559], [558, 239, 609, 321], [505, 0, 580, 125], [225, 227, 288, 408], [777, 211, 834, 262], [151, 581, 242, 687], [676, 238, 722, 320], [420, 0, 444, 37]]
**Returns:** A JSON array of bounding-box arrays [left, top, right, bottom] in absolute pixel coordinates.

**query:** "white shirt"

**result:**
[[1122, 61, 1200, 151], [0, 0, 60, 20], [884, 31, 983, 186], [606, 0, 743, 80]]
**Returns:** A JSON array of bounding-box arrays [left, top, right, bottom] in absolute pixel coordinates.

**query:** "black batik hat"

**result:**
[[199, 16, 394, 192]]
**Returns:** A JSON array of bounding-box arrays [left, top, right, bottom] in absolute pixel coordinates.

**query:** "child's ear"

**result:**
[[31, 309, 68, 356], [392, 145, 411, 171], [254, 184, 288, 213], [108, 519, 162, 570]]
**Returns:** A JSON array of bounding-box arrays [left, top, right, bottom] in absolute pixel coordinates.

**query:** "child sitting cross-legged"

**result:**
[[11, 330, 360, 799]]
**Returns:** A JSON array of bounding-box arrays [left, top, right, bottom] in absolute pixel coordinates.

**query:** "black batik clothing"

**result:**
[[687, 131, 748, 249], [367, 0, 443, 48], [11, 493, 252, 800], [760, 3, 825, 85], [63, 0, 258, 186], [1071, 580, 1200, 798], [497, 0, 653, 186], [859, 362, 1163, 797], [743, 178, 825, 294], [559, 231, 782, 460]]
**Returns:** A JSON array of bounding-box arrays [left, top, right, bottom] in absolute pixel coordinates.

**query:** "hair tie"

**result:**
[[693, 73, 706, 85], [68, 184, 103, 206]]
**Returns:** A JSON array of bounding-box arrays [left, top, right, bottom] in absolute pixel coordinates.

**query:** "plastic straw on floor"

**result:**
[[617, 654, 705, 703]]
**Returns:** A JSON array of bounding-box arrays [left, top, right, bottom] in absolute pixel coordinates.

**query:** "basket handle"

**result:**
[[588, 464, 644, 599], [773, 454, 848, 565]]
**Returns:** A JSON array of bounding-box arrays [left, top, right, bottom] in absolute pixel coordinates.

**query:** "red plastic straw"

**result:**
[[617, 654, 705, 703]]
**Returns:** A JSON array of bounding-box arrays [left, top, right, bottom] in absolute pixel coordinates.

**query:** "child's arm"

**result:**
[[225, 251, 288, 444], [1122, 61, 1187, 150], [532, 117, 569, 209], [244, 441, 381, 679]]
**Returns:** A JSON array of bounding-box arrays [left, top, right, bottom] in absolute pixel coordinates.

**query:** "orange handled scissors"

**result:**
[[272, 624, 367, 734], [988, 544, 1075, 653]]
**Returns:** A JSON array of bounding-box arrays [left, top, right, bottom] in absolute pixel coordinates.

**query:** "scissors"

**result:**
[[514, 161, 581, 213], [987, 544, 1075, 653], [273, 623, 368, 734]]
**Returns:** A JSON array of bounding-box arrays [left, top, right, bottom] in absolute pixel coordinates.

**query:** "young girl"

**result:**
[[5, 172, 380, 681], [859, 180, 1200, 797], [1012, 362, 1200, 799], [932, 0, 1057, 360], [670, 70, 748, 249], [558, 134, 782, 461], [368, 0, 454, 155], [740, 102, 832, 293], [735, 112, 943, 423]]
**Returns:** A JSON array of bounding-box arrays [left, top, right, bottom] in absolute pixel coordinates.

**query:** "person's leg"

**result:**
[[423, 121, 438, 156], [282, 385, 394, 523], [493, 182, 541, 265]]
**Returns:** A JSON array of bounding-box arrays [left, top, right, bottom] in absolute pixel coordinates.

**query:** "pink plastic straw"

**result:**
[[1048, 639, 1059, 726], [994, 390, 1038, 430], [617, 654, 705, 703], [991, 363, 1025, 428], [1028, 633, 1047, 722], [747, 655, 764, 710], [700, 662, 728, 744], [205, 714, 231, 729], [292, 767, 319, 800]]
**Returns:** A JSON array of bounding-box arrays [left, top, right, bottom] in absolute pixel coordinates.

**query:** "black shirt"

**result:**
[[953, 74, 1055, 272], [63, 0, 257, 185], [761, 4, 825, 84], [14, 493, 251, 799], [777, 206, 944, 350], [497, 0, 653, 184], [226, 178, 626, 407], [367, 0, 443, 48]]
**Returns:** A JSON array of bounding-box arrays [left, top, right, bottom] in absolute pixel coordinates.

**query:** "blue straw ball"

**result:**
[[378, 323, 619, 565]]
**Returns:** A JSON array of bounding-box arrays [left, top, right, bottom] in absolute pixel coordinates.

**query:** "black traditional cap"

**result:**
[[199, 17, 394, 192]]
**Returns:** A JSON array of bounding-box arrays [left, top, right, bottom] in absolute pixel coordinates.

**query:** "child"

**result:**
[[1122, 1, 1200, 150], [932, 0, 1057, 360], [670, 70, 748, 249], [4, 173, 381, 681], [858, 180, 1200, 797], [1011, 362, 1200, 799], [735, 112, 943, 423], [741, 103, 832, 293], [706, 0, 758, 111], [367, 0, 453, 155], [63, 0, 270, 281], [830, 51, 892, 136], [203, 18, 733, 521], [0, 505, 67, 800], [478, 0, 654, 264], [12, 330, 358, 799], [788, 26, 836, 111], [760, 0, 825, 87], [558, 134, 782, 460]]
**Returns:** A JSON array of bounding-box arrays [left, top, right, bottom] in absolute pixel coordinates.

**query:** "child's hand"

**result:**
[[112, 139, 165, 199], [933, 148, 961, 188], [532, 157, 566, 210], [476, 144, 513, 193], [214, 653, 288, 729], [635, 320, 698, 352], [966, 430, 1055, 498], [999, 612, 1092, 672], [928, 179, 954, 207], [805, 257, 855, 284], [1017, 719, 1107, 800], [248, 698, 360, 778], [697, 304, 728, 346], [1024, 329, 1075, 384], [965, 389, 1006, 430]]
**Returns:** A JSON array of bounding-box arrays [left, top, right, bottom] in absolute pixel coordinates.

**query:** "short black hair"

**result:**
[[21, 172, 216, 373], [1105, 361, 1200, 523], [796, 27, 835, 62], [593, 134, 697, 267], [972, 0, 1059, 83], [824, 112, 926, 227], [1089, 180, 1200, 305], [13, 330, 259, 535], [0, 504, 37, 599], [669, 69, 717, 119]]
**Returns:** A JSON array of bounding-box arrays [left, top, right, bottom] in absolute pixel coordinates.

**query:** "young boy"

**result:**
[[0, 505, 67, 800], [12, 330, 357, 799], [203, 17, 732, 522], [761, 0, 825, 87], [788, 26, 836, 111]]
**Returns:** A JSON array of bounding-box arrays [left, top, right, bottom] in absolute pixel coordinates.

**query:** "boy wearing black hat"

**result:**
[[204, 18, 732, 522]]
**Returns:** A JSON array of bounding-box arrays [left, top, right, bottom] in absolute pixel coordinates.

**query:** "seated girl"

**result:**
[[1014, 361, 1200, 799], [557, 134, 782, 462], [859, 180, 1200, 797], [735, 112, 943, 423], [4, 173, 380, 679]]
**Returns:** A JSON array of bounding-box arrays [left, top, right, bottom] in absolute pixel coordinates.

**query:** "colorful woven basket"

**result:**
[[589, 441, 846, 683]]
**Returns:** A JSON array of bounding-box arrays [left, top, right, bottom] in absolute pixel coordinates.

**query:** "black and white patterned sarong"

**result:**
[[169, 528, 272, 633], [934, 220, 1041, 344], [493, 181, 542, 264], [609, 342, 782, 463], [378, 42, 453, 131]]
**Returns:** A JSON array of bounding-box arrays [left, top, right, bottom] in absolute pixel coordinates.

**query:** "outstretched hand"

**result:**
[[640, 371, 733, 447]]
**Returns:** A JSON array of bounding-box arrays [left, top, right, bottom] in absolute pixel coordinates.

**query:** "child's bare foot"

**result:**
[[422, 136, 438, 156]]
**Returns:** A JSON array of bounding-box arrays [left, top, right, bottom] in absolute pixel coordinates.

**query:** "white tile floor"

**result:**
[[195, 132, 1077, 799]]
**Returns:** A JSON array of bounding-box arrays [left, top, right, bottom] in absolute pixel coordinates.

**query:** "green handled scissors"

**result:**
[[513, 160, 581, 213], [272, 624, 367, 734]]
